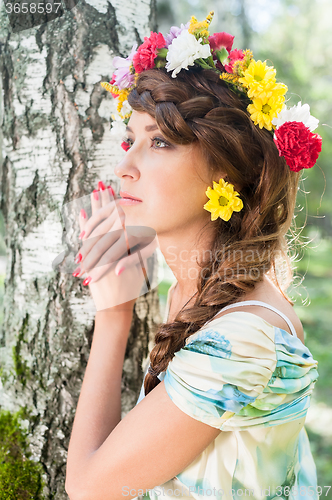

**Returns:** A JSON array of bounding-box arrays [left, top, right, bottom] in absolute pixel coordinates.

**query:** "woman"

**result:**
[[66, 12, 321, 500]]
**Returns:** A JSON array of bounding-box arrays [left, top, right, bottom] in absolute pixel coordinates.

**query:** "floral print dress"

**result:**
[[135, 280, 319, 500]]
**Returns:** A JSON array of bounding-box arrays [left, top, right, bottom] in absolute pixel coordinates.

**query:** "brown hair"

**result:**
[[127, 66, 301, 396]]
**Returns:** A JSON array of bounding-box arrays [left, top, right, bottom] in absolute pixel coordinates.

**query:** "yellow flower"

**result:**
[[239, 60, 277, 99], [219, 73, 240, 85], [116, 89, 130, 116], [247, 80, 288, 101], [100, 81, 120, 95], [188, 11, 214, 39], [247, 95, 285, 130], [203, 178, 244, 222]]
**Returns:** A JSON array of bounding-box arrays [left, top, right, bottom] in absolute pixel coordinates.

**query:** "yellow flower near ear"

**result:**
[[203, 178, 244, 222]]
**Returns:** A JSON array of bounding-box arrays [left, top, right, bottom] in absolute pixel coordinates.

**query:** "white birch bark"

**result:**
[[0, 1, 160, 497]]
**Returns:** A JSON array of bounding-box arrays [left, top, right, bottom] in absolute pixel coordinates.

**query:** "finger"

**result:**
[[80, 200, 120, 242], [78, 208, 88, 236], [87, 234, 144, 284], [108, 184, 126, 230], [73, 211, 121, 272], [97, 180, 112, 207], [114, 237, 157, 276], [86, 259, 117, 286], [81, 252, 117, 285], [91, 185, 102, 216], [78, 229, 128, 275]]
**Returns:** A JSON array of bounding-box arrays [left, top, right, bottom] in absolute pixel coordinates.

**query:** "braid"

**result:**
[[127, 66, 301, 395]]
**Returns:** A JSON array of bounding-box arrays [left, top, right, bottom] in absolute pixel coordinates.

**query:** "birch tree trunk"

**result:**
[[0, 1, 160, 498]]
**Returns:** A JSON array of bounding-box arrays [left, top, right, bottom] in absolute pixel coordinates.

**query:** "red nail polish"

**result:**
[[80, 208, 87, 219], [93, 189, 99, 201], [107, 185, 115, 196], [83, 276, 92, 286], [117, 266, 125, 276], [98, 181, 106, 191], [72, 267, 81, 277], [75, 253, 82, 264], [79, 230, 85, 240]]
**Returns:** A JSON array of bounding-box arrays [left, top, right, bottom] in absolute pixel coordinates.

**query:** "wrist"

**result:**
[[95, 303, 134, 324], [96, 298, 136, 312], [94, 305, 134, 344]]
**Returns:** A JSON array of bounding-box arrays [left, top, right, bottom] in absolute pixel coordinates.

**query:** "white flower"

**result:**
[[119, 98, 132, 118], [272, 101, 319, 131], [110, 114, 127, 137], [165, 30, 211, 78]]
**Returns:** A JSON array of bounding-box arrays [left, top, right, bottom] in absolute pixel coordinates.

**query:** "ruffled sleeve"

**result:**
[[163, 313, 278, 430]]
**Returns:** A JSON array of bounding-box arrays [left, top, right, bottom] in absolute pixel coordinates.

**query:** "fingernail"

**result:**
[[107, 185, 115, 196], [74, 253, 82, 264], [98, 181, 106, 191], [72, 267, 81, 277], [83, 276, 92, 286], [116, 266, 125, 276], [93, 189, 99, 201], [79, 230, 85, 240], [80, 208, 87, 219]]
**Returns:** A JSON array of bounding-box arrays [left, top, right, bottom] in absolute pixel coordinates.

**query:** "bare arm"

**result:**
[[65, 304, 134, 493], [65, 300, 222, 500]]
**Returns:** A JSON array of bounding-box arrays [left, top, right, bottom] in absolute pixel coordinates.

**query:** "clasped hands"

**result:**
[[72, 181, 157, 312]]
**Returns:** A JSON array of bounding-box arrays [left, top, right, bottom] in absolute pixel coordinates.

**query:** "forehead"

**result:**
[[127, 110, 158, 131]]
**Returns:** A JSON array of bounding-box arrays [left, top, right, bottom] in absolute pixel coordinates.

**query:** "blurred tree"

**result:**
[[156, 0, 254, 48]]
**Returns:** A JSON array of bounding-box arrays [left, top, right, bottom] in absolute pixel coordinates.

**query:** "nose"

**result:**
[[114, 155, 140, 181]]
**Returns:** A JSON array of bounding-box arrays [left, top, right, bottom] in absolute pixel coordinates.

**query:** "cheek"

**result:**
[[146, 170, 176, 202]]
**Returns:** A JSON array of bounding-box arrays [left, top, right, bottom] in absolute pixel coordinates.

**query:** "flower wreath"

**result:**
[[100, 10, 322, 173]]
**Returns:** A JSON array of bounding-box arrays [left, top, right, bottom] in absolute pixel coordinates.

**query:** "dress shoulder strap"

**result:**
[[208, 299, 298, 338]]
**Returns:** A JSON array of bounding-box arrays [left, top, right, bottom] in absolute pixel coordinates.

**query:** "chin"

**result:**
[[123, 209, 148, 226]]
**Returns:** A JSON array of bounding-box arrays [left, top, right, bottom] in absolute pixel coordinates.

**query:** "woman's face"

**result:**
[[114, 110, 220, 236]]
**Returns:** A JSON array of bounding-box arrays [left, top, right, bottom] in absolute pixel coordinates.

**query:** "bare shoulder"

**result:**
[[212, 277, 305, 345]]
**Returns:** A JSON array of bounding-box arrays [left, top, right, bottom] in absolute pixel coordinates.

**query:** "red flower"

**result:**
[[109, 75, 120, 98], [273, 121, 322, 172], [224, 48, 245, 73], [208, 32, 234, 53], [132, 32, 166, 74], [121, 141, 130, 152]]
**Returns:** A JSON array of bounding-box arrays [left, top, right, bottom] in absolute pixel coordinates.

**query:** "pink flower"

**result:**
[[208, 32, 234, 53], [112, 43, 138, 90], [132, 32, 166, 73], [224, 49, 245, 73], [273, 121, 322, 172], [165, 22, 190, 48]]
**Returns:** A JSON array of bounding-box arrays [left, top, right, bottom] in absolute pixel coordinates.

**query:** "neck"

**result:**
[[159, 227, 215, 300]]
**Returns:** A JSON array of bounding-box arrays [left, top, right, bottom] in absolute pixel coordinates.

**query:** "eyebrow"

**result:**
[[126, 124, 159, 132]]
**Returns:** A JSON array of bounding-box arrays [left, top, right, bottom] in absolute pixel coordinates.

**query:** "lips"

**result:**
[[120, 190, 142, 202]]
